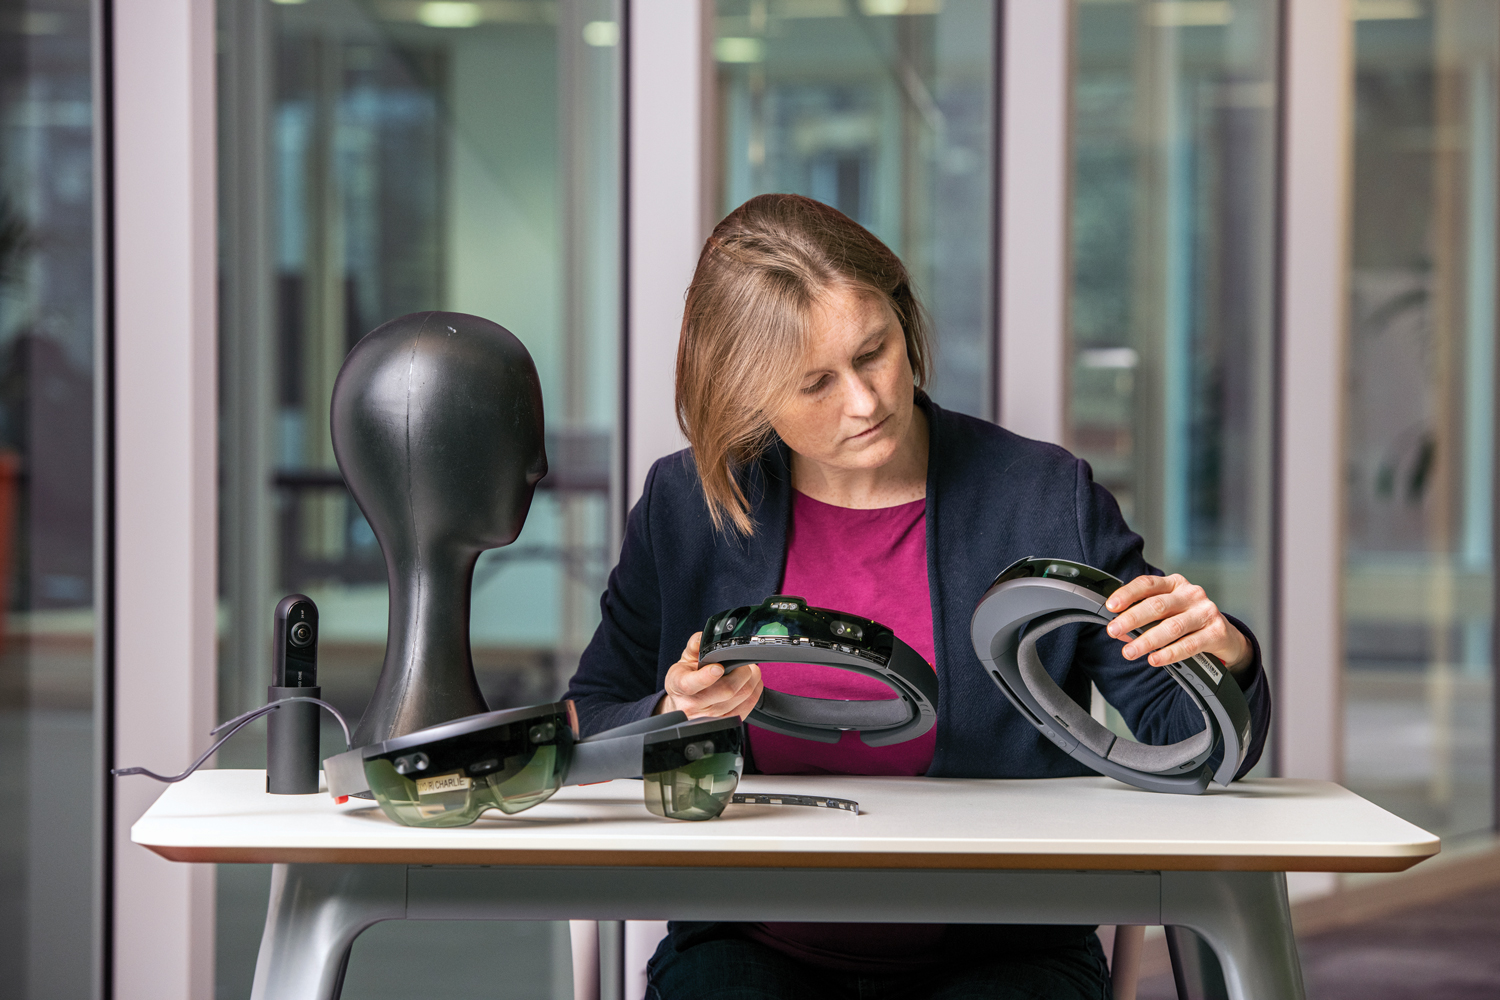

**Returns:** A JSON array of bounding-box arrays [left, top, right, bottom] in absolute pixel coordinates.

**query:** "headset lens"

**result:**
[[642, 726, 744, 821], [363, 709, 574, 828]]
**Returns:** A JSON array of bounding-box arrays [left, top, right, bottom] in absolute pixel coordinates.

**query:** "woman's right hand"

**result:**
[[655, 631, 764, 721]]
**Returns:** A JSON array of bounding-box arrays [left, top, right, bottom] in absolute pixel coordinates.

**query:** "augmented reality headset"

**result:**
[[699, 595, 938, 747], [324, 703, 746, 827], [969, 557, 1252, 795]]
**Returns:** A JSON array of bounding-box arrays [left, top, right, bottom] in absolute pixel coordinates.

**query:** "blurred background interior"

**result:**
[[2, 0, 1499, 997]]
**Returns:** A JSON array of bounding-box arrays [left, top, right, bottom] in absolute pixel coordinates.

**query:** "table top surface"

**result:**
[[131, 770, 1439, 873]]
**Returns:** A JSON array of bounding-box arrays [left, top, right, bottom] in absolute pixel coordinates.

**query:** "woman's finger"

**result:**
[[720, 662, 759, 692], [706, 667, 762, 720], [1139, 630, 1213, 668], [683, 686, 745, 720], [1101, 574, 1251, 671], [727, 663, 762, 700], [1121, 609, 1201, 661], [1104, 574, 1173, 614], [1106, 591, 1179, 639], [1137, 592, 1214, 650], [697, 666, 760, 710], [671, 661, 724, 697], [1107, 577, 1200, 638], [1124, 593, 1220, 658], [679, 664, 762, 719], [719, 686, 762, 722], [668, 659, 749, 706], [693, 686, 754, 719]]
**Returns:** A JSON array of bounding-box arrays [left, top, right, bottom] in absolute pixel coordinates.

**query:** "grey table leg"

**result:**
[[1166, 926, 1229, 1000], [598, 920, 626, 1000], [1160, 871, 1305, 1000], [249, 863, 408, 1000]]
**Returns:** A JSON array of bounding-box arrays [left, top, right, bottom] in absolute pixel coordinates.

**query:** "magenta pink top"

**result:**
[[743, 490, 941, 971], [748, 491, 937, 774]]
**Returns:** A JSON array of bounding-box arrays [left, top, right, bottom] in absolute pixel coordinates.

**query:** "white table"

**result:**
[[133, 770, 1438, 1000]]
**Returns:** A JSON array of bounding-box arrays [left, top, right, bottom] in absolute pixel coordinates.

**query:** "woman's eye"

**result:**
[[802, 376, 830, 394]]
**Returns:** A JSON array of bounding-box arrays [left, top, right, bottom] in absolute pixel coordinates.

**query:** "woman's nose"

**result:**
[[842, 372, 878, 415]]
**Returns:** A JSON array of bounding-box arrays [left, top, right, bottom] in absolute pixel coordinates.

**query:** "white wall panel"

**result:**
[[626, 1, 709, 506], [997, 0, 1071, 444], [1277, 0, 1352, 783], [112, 1, 218, 997]]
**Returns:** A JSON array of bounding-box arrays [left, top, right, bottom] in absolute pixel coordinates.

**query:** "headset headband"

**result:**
[[565, 712, 740, 785], [969, 557, 1251, 794], [699, 596, 938, 747]]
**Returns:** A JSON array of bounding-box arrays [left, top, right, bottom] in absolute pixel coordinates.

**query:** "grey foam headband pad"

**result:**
[[970, 566, 1252, 795], [1018, 612, 1213, 773]]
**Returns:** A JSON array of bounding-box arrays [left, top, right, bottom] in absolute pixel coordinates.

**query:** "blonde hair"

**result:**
[[675, 193, 931, 535]]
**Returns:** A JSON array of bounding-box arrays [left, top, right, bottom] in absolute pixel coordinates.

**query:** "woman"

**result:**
[[565, 194, 1270, 999]]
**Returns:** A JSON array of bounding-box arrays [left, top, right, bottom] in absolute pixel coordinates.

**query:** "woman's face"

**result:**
[[769, 283, 915, 473]]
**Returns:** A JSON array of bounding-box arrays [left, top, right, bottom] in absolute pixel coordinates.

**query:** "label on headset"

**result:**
[[416, 773, 472, 796], [1194, 654, 1223, 685]]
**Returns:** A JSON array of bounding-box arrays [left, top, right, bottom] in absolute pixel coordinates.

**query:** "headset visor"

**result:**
[[362, 703, 575, 828], [988, 556, 1124, 603], [641, 718, 745, 821], [704, 595, 895, 664]]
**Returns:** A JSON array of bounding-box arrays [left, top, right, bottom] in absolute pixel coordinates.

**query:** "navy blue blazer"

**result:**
[[565, 396, 1271, 780]]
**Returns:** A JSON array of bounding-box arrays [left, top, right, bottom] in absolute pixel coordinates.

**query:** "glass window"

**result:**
[[0, 1, 101, 996], [713, 0, 997, 418], [215, 1, 620, 995], [1344, 1, 1496, 840], [1068, 0, 1280, 656]]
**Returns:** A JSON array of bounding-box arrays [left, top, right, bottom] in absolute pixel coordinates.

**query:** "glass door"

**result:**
[[713, 0, 997, 418], [215, 1, 621, 995], [0, 2, 103, 997], [1343, 0, 1497, 840], [1067, 0, 1281, 662]]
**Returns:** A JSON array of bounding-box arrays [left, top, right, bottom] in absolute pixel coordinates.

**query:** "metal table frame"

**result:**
[[249, 863, 1303, 1000]]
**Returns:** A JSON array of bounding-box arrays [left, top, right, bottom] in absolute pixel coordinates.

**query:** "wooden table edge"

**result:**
[[140, 844, 1437, 872]]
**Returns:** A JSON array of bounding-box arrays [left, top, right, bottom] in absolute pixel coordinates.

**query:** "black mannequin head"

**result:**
[[332, 311, 547, 745]]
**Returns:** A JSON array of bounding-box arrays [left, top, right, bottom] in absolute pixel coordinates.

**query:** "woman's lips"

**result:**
[[848, 415, 889, 441]]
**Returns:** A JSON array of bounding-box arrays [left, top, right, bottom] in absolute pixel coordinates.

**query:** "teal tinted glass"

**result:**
[[642, 725, 745, 822], [363, 709, 575, 828]]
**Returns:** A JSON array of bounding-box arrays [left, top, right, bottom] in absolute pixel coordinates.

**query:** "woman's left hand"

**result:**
[[1103, 574, 1253, 675]]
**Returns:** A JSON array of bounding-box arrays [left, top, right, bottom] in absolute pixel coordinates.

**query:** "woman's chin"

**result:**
[[830, 437, 900, 470]]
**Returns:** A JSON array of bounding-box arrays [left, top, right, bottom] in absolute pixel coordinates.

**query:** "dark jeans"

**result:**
[[645, 931, 1113, 1000]]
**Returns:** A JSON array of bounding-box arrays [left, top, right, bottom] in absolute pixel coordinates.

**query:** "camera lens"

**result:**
[[394, 752, 429, 775], [289, 621, 313, 647]]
